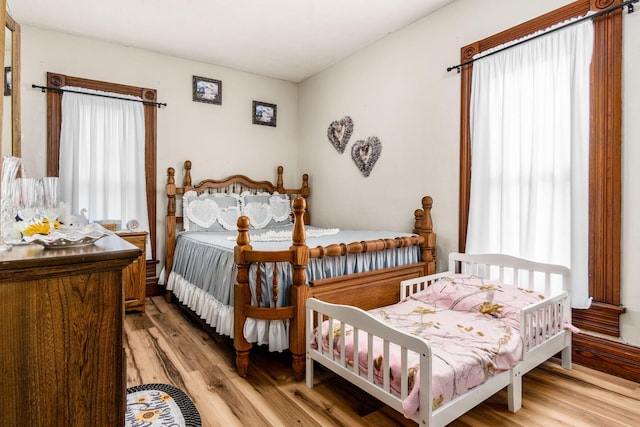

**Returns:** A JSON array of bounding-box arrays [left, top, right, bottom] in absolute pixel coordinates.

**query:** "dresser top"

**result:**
[[0, 234, 141, 272]]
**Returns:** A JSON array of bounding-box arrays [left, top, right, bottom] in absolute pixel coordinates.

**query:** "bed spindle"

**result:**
[[400, 348, 409, 399], [353, 327, 360, 374], [328, 317, 335, 360], [383, 339, 391, 392], [272, 263, 279, 306], [544, 272, 552, 295], [367, 333, 374, 383], [316, 311, 324, 356], [255, 264, 262, 306], [339, 321, 347, 366]]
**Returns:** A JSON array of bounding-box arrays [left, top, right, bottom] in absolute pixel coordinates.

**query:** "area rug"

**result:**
[[125, 383, 201, 427]]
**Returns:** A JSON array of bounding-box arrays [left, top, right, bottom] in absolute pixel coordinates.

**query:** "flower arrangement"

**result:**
[[21, 218, 61, 236]]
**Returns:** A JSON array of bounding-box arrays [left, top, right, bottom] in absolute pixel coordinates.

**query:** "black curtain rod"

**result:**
[[446, 0, 638, 73], [31, 84, 167, 108]]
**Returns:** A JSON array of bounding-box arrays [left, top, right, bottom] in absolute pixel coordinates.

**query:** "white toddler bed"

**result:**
[[306, 252, 574, 426]]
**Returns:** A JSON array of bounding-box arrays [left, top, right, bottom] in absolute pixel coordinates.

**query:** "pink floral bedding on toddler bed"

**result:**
[[418, 274, 546, 325], [313, 275, 565, 418]]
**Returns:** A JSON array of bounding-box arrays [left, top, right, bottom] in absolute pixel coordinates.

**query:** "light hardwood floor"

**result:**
[[125, 296, 640, 426]]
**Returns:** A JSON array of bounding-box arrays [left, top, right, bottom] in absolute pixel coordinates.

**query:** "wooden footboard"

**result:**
[[234, 196, 437, 380]]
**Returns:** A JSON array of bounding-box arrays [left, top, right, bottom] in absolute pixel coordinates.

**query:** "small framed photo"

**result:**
[[192, 75, 222, 105], [252, 101, 277, 127], [4, 67, 11, 97]]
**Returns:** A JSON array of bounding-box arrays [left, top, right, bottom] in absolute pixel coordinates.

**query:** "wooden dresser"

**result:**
[[0, 236, 140, 427], [118, 231, 147, 312]]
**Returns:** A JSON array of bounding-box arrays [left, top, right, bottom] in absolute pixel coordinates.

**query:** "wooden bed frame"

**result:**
[[306, 253, 573, 425], [165, 161, 437, 381]]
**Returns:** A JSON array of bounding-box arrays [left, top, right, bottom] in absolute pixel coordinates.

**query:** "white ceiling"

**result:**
[[8, 0, 454, 82]]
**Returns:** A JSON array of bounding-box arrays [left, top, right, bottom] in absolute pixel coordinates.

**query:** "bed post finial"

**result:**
[[236, 215, 251, 248], [166, 167, 176, 216], [184, 160, 193, 189], [276, 165, 285, 193], [301, 174, 310, 224], [414, 196, 437, 275], [301, 174, 310, 196], [421, 196, 433, 231], [292, 197, 307, 248]]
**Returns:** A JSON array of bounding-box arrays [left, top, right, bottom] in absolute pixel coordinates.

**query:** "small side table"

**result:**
[[118, 231, 147, 312]]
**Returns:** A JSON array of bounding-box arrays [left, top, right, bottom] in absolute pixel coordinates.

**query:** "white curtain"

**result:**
[[59, 86, 150, 254], [466, 18, 593, 308]]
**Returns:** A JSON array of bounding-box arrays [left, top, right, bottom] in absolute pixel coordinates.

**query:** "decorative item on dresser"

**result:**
[[119, 230, 148, 312], [0, 235, 141, 426], [164, 160, 437, 381]]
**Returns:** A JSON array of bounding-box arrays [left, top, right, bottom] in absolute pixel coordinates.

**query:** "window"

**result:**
[[465, 16, 593, 308], [46, 72, 158, 281], [458, 0, 623, 336]]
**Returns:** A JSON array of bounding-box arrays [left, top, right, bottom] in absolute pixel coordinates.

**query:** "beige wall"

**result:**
[[20, 25, 300, 274], [298, 0, 640, 346]]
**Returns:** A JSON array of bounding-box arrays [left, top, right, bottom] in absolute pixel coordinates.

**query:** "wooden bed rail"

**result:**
[[234, 196, 437, 381], [305, 196, 436, 268], [308, 235, 424, 257]]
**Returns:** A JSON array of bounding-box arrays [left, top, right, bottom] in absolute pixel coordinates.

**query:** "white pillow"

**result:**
[[241, 192, 292, 229], [183, 191, 241, 231]]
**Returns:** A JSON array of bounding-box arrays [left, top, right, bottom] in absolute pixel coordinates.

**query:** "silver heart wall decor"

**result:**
[[351, 137, 382, 177], [327, 116, 354, 154]]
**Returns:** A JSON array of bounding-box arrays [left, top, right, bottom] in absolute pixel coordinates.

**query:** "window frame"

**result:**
[[458, 0, 624, 336], [45, 72, 158, 273]]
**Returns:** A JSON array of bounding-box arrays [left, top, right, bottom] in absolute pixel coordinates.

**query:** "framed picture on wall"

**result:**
[[192, 76, 222, 105], [4, 67, 11, 96], [252, 101, 277, 127]]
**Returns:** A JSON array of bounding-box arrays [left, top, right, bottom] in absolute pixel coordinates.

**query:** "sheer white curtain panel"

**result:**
[[59, 86, 150, 254], [466, 18, 593, 308]]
